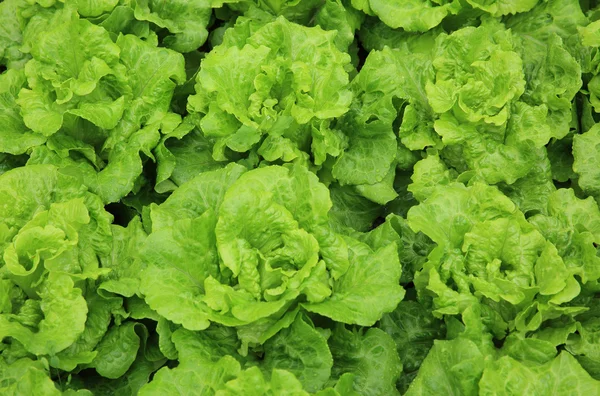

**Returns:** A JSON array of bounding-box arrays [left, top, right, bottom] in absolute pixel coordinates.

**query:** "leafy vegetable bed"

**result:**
[[2, 0, 600, 394]]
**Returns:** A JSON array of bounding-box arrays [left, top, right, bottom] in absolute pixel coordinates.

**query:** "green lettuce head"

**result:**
[[0, 165, 119, 368], [140, 163, 404, 348], [408, 181, 594, 344], [187, 16, 353, 164]]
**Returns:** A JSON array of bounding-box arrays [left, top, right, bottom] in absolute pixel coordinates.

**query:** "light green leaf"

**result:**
[[573, 124, 600, 196], [91, 322, 145, 379], [138, 328, 242, 395], [405, 338, 484, 396], [52, 292, 122, 371], [140, 212, 218, 331], [303, 239, 404, 326], [70, 0, 120, 17], [0, 357, 61, 396], [328, 325, 402, 396], [332, 119, 397, 186], [0, 0, 29, 69], [466, 0, 539, 16], [379, 301, 445, 375], [479, 352, 600, 395], [0, 69, 46, 155], [261, 316, 333, 392], [133, 0, 211, 53], [150, 163, 246, 231], [0, 273, 88, 356], [369, 0, 459, 32]]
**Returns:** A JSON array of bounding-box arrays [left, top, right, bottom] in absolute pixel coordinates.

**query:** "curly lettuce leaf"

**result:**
[[314, 0, 364, 52], [479, 351, 600, 395], [405, 338, 484, 396], [573, 124, 600, 196], [369, 0, 460, 32], [133, 0, 212, 53], [528, 189, 600, 283], [331, 119, 396, 187], [379, 301, 446, 391], [52, 291, 122, 371], [327, 325, 402, 396], [0, 0, 30, 69], [0, 357, 61, 396], [153, 121, 222, 193], [260, 315, 333, 392], [465, 0, 539, 17], [0, 69, 46, 155], [303, 237, 404, 326], [89, 321, 147, 379]]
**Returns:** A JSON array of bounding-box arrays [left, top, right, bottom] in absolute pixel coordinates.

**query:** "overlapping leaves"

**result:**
[[2, 0, 600, 394]]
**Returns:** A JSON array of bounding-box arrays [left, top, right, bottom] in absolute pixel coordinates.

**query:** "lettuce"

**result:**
[[2, 0, 600, 394], [187, 16, 353, 165]]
